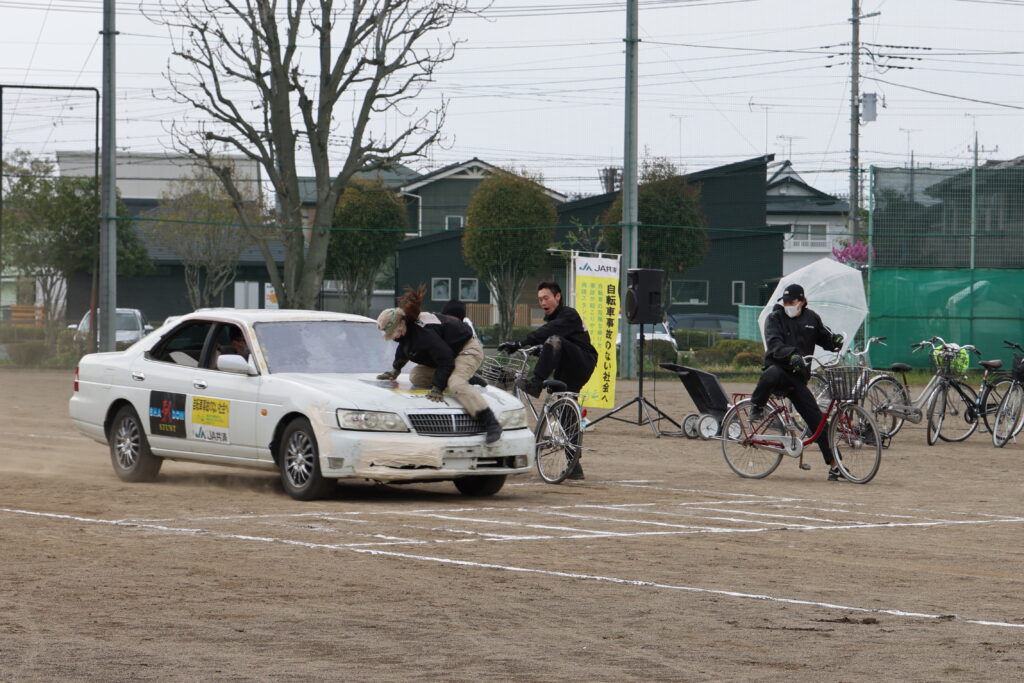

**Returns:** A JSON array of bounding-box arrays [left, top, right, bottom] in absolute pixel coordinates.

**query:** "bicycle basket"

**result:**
[[822, 366, 871, 401], [930, 346, 970, 376], [478, 355, 529, 391], [1014, 353, 1024, 382]]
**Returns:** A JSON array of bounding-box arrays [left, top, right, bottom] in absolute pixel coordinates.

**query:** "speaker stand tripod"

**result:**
[[587, 329, 680, 438]]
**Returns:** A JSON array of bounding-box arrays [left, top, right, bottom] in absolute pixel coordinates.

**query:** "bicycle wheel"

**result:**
[[925, 384, 946, 446], [534, 396, 583, 483], [979, 376, 1013, 435], [830, 403, 881, 484], [807, 372, 831, 409], [936, 381, 978, 443], [992, 381, 1024, 448], [862, 375, 908, 440], [720, 399, 784, 479]]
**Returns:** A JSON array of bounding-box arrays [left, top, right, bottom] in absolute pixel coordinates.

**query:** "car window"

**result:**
[[117, 311, 141, 331], [149, 321, 215, 366], [255, 320, 395, 374]]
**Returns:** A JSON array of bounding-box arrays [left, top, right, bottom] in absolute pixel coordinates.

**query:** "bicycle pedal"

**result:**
[[799, 463, 812, 471]]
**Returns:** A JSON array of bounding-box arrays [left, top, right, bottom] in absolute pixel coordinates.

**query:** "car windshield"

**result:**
[[254, 320, 395, 374], [79, 310, 141, 331]]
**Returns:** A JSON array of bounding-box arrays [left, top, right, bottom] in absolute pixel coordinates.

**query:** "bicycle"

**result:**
[[991, 340, 1024, 448], [719, 363, 882, 484], [477, 346, 584, 484], [864, 337, 1013, 445]]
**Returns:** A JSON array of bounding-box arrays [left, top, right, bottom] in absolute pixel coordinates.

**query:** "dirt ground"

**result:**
[[1, 368, 1022, 681]]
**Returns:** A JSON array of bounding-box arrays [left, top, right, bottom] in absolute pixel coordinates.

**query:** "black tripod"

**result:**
[[587, 328, 680, 437]]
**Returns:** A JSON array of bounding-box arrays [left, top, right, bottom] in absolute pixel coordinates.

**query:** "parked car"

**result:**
[[616, 321, 679, 351], [665, 313, 739, 340], [70, 308, 153, 345], [69, 309, 532, 500]]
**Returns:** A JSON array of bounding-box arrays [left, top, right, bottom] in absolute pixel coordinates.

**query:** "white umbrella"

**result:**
[[758, 258, 868, 365]]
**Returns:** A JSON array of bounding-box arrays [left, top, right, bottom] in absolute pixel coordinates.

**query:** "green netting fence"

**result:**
[[866, 165, 1024, 369]]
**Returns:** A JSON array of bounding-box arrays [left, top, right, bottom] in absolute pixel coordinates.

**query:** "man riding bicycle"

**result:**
[[750, 283, 846, 480], [498, 281, 597, 479]]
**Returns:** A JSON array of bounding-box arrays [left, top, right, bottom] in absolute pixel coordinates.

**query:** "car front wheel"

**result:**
[[454, 474, 506, 497], [109, 404, 163, 482], [278, 418, 337, 501]]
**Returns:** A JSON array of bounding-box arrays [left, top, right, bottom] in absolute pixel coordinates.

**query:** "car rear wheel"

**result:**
[[454, 474, 507, 497], [109, 404, 163, 482], [278, 418, 337, 501]]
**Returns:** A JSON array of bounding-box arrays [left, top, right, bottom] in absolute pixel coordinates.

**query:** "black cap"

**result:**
[[779, 283, 805, 303]]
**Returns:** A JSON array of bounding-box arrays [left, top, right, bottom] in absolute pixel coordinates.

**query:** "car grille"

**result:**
[[408, 412, 484, 436]]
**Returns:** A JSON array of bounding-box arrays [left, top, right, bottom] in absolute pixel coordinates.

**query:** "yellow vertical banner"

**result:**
[[574, 256, 620, 409]]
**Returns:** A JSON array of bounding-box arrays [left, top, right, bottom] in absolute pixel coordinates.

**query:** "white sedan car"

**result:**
[[69, 309, 533, 500]]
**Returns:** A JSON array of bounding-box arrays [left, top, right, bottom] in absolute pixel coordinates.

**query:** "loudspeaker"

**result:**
[[625, 268, 664, 324]]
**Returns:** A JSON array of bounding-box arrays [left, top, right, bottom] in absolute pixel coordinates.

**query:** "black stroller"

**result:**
[[659, 363, 733, 439]]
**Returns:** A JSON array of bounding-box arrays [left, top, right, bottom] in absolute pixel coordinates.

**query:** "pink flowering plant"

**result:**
[[832, 240, 873, 269]]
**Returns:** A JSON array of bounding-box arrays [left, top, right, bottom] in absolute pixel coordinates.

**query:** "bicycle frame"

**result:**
[[735, 397, 840, 459]]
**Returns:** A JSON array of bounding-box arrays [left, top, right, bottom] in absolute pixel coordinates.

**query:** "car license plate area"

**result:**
[[443, 445, 483, 469]]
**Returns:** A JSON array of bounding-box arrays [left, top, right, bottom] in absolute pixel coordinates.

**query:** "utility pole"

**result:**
[[620, 0, 639, 379], [849, 0, 861, 239], [99, 0, 118, 351]]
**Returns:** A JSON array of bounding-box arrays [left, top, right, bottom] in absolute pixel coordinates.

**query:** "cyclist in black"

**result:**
[[750, 283, 846, 480], [499, 281, 597, 480]]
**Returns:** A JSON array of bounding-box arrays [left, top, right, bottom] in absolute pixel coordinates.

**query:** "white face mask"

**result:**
[[784, 304, 801, 318]]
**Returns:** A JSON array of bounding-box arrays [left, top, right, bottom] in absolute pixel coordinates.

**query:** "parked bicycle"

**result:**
[[991, 340, 1024, 448], [477, 346, 584, 484], [864, 337, 1014, 445], [719, 362, 882, 484]]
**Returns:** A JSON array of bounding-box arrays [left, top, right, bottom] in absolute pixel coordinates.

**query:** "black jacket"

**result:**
[[523, 304, 598, 360], [762, 304, 839, 374], [392, 313, 473, 389]]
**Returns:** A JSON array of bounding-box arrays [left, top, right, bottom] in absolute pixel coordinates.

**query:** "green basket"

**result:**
[[931, 346, 970, 376]]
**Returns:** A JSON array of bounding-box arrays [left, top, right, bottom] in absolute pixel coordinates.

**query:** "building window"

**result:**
[[459, 278, 479, 302], [670, 280, 708, 305], [731, 281, 745, 306], [445, 215, 464, 230], [789, 223, 828, 247], [431, 278, 451, 302]]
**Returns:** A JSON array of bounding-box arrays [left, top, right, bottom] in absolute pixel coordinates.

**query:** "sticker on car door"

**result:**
[[149, 391, 187, 438], [191, 396, 230, 443]]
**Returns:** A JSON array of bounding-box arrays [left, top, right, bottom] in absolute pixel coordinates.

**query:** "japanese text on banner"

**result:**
[[573, 256, 620, 408]]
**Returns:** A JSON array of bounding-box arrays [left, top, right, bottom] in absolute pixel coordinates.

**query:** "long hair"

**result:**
[[397, 284, 426, 325]]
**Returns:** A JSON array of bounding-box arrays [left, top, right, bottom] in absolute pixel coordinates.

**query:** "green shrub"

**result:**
[[733, 351, 763, 367], [477, 325, 542, 347], [693, 347, 730, 365], [0, 324, 45, 343], [56, 328, 86, 356], [715, 338, 762, 356], [644, 339, 678, 364], [5, 341, 50, 366]]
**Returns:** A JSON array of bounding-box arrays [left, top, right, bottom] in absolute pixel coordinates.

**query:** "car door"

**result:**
[[184, 323, 261, 461], [130, 320, 217, 457]]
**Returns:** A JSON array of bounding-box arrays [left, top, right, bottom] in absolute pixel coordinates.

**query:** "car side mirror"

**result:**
[[67, 324, 76, 329], [217, 354, 257, 376], [144, 324, 153, 332]]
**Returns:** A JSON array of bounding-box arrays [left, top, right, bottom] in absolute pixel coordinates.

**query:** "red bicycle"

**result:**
[[719, 365, 882, 484]]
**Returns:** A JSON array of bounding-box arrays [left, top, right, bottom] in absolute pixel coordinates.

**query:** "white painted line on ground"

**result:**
[[3, 506, 1021, 631]]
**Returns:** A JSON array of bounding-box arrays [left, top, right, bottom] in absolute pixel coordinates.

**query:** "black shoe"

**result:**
[[827, 466, 843, 481], [476, 408, 503, 444], [469, 374, 487, 387], [748, 404, 765, 422], [517, 376, 543, 398], [566, 461, 584, 480]]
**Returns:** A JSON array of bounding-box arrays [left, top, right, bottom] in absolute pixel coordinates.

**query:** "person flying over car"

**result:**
[[377, 286, 502, 444]]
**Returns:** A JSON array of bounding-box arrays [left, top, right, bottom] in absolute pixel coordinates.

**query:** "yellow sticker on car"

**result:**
[[192, 396, 230, 427]]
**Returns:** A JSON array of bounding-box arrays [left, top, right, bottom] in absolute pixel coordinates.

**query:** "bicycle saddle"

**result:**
[[979, 359, 1003, 371], [890, 362, 912, 373], [543, 379, 568, 393]]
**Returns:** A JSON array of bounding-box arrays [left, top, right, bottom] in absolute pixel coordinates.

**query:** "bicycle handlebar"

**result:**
[[1004, 339, 1024, 353]]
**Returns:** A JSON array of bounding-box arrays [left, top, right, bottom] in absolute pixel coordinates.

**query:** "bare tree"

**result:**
[[141, 167, 263, 310], [149, 0, 471, 309]]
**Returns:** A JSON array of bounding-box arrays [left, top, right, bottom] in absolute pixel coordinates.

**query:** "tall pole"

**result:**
[[619, 0, 639, 379], [849, 0, 861, 240], [99, 0, 117, 351]]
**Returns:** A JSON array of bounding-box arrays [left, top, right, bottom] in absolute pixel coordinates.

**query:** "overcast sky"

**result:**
[[1, 0, 1022, 199]]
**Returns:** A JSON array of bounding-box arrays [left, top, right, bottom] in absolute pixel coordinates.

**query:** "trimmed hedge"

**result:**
[[732, 351, 763, 367], [4, 341, 49, 366], [477, 326, 541, 347], [672, 329, 720, 350], [0, 324, 45, 343]]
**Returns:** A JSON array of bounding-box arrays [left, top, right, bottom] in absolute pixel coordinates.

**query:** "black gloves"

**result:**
[[789, 354, 807, 371], [832, 333, 845, 348], [376, 368, 400, 380], [426, 387, 445, 403], [497, 341, 520, 354]]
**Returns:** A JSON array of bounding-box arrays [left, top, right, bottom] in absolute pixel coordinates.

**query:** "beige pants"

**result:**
[[409, 337, 488, 416]]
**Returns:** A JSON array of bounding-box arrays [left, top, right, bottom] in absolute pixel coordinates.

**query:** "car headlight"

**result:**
[[498, 407, 528, 430], [336, 409, 409, 432]]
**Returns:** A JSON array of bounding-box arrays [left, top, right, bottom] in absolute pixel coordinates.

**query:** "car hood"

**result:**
[[269, 372, 520, 413]]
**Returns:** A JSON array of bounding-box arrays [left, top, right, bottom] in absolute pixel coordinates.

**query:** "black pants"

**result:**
[[751, 365, 833, 464], [533, 335, 597, 393]]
